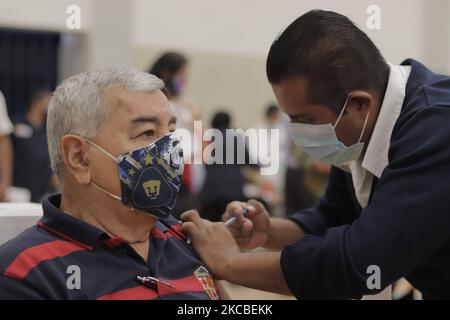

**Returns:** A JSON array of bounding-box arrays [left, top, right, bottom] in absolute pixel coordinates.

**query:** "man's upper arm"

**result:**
[[0, 274, 46, 300], [280, 106, 450, 299], [289, 167, 357, 235]]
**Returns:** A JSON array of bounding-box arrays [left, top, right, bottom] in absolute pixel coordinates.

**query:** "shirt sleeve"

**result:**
[[0, 91, 13, 136], [288, 166, 357, 236], [0, 274, 46, 300], [280, 106, 450, 299]]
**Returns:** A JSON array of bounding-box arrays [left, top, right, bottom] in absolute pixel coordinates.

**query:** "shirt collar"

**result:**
[[38, 194, 174, 251], [361, 63, 411, 178], [38, 194, 110, 250]]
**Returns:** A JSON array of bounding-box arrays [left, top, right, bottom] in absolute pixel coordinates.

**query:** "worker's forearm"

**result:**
[[264, 218, 304, 250], [224, 251, 292, 296], [0, 136, 13, 186]]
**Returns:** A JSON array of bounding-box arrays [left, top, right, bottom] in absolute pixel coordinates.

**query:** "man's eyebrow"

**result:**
[[130, 116, 177, 126], [131, 116, 160, 125]]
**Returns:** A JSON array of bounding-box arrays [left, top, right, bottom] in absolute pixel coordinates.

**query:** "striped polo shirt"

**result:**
[[0, 194, 219, 300]]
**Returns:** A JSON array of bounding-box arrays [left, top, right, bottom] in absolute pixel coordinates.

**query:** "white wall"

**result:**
[[0, 0, 92, 32], [1, 0, 449, 128], [1, 0, 448, 70], [131, 0, 450, 127], [132, 0, 449, 69]]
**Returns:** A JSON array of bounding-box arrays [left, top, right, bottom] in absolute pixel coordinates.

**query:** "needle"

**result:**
[[224, 207, 249, 226]]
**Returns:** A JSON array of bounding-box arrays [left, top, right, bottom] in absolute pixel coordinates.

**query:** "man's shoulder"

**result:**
[[157, 215, 188, 241], [393, 62, 450, 148], [388, 103, 450, 171], [0, 225, 56, 274], [393, 104, 450, 143]]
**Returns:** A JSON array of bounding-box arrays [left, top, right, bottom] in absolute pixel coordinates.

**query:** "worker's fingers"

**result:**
[[222, 201, 256, 221], [222, 201, 245, 221], [180, 210, 203, 228], [247, 199, 266, 217], [181, 221, 199, 238], [181, 210, 205, 242], [228, 217, 253, 238]]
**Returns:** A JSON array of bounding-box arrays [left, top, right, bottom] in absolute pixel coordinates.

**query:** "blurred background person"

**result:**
[[11, 89, 55, 203], [250, 104, 291, 216], [149, 52, 203, 217], [149, 52, 201, 124], [200, 111, 255, 222], [0, 90, 13, 202]]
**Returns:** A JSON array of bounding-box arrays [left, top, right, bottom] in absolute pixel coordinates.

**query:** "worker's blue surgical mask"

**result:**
[[85, 132, 184, 219], [289, 95, 370, 166]]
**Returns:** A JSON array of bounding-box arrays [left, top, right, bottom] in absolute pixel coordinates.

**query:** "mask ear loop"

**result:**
[[84, 139, 120, 163], [333, 94, 352, 129], [357, 110, 370, 144], [91, 182, 122, 201], [84, 139, 125, 203]]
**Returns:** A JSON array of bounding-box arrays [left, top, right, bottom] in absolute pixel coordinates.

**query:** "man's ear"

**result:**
[[347, 91, 373, 116], [60, 135, 92, 186]]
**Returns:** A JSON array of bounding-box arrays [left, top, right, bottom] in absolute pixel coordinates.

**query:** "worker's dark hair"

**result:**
[[266, 10, 389, 113], [211, 111, 231, 130], [265, 104, 279, 118], [149, 52, 188, 97]]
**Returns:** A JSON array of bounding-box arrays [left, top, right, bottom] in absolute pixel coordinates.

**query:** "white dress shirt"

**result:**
[[346, 63, 412, 208]]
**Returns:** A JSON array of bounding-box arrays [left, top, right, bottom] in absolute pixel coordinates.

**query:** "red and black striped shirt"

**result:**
[[0, 194, 219, 300]]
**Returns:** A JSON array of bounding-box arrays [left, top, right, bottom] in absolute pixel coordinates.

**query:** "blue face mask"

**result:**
[[289, 95, 370, 166], [170, 78, 185, 96], [85, 133, 184, 219]]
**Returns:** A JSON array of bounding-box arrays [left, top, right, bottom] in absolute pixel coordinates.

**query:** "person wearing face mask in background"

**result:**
[[12, 89, 56, 203], [0, 68, 228, 300], [149, 52, 203, 219], [182, 10, 450, 300]]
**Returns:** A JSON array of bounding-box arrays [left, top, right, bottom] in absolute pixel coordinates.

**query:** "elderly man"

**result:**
[[0, 68, 225, 300]]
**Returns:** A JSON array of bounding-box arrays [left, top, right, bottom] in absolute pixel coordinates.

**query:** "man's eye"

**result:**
[[141, 130, 155, 138]]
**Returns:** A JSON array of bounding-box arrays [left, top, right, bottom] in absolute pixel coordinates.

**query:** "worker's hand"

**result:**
[[222, 199, 270, 250], [181, 210, 241, 280]]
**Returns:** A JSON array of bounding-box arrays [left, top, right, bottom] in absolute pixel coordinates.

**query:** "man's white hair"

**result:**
[[47, 67, 164, 179]]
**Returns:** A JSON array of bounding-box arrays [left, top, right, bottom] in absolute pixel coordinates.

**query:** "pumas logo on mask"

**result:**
[[142, 180, 161, 199]]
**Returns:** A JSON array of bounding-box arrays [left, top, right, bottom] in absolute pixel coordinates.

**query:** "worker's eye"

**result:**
[[303, 117, 317, 124], [291, 118, 313, 125]]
